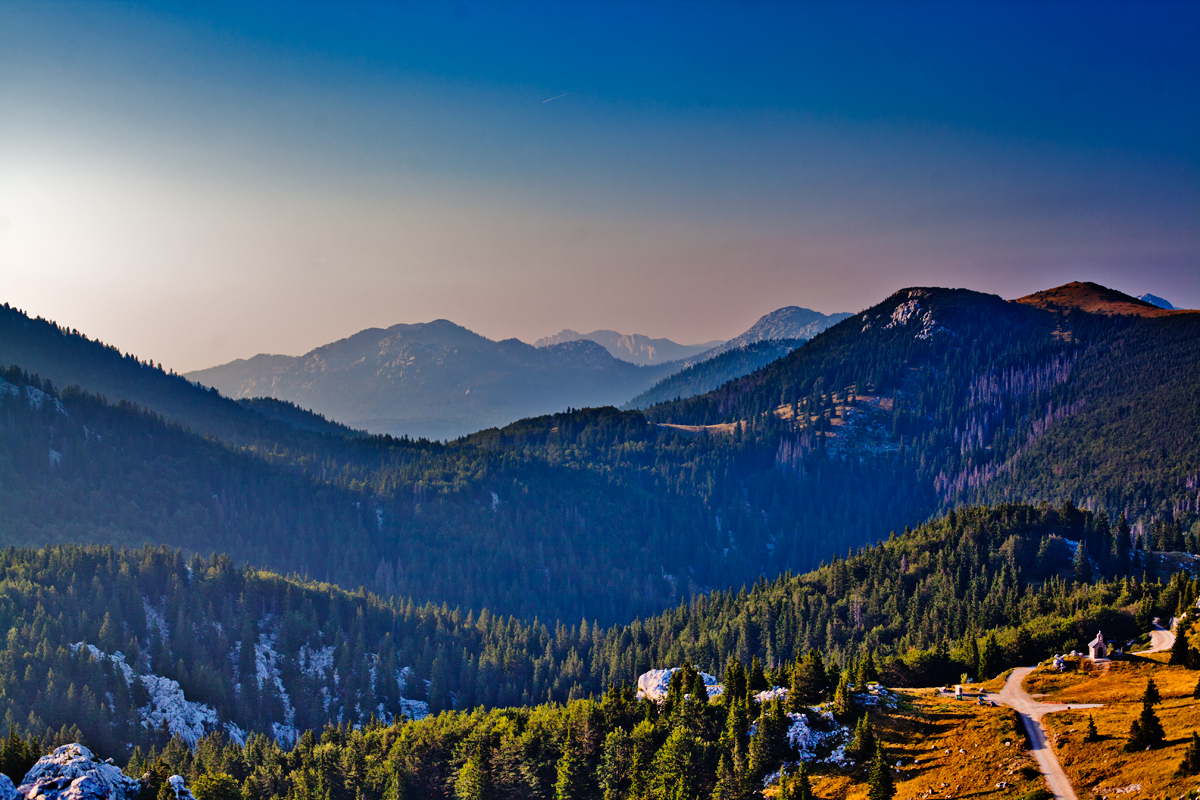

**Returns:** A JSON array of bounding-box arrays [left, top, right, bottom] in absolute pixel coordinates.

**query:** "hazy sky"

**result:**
[[1, 1, 1197, 372]]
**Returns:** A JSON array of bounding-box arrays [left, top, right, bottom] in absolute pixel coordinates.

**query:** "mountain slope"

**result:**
[[623, 340, 805, 409], [0, 503, 1178, 764], [704, 306, 853, 358], [187, 320, 679, 439], [0, 303, 352, 447], [3, 284, 1197, 631], [533, 328, 722, 365], [1015, 280, 1180, 317]]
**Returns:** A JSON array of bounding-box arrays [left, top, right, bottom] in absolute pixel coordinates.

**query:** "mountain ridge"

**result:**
[[532, 328, 723, 365], [186, 319, 679, 440]]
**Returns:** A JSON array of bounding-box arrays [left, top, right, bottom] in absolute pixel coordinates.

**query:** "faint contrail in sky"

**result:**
[[542, 92, 570, 103]]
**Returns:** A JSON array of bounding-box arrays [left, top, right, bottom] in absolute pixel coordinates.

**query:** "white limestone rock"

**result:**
[[16, 745, 138, 800]]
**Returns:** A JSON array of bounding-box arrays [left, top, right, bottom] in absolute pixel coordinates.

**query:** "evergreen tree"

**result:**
[[1181, 731, 1200, 776], [788, 650, 827, 709], [851, 714, 876, 758], [978, 634, 1002, 681], [711, 753, 742, 800], [866, 742, 895, 800], [1072, 540, 1090, 583], [723, 661, 748, 707], [1084, 716, 1099, 742], [599, 728, 632, 799], [649, 728, 703, 800], [792, 763, 813, 800], [748, 657, 768, 694], [1144, 678, 1161, 707], [1125, 694, 1165, 751], [554, 729, 587, 800], [860, 652, 879, 685], [1170, 622, 1190, 666], [455, 748, 490, 800], [192, 774, 240, 800], [833, 672, 854, 717]]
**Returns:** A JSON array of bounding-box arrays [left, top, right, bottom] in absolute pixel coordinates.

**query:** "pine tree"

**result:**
[[978, 634, 1002, 681], [1171, 623, 1190, 666], [554, 729, 586, 800], [748, 657, 768, 694], [851, 713, 876, 757], [792, 763, 813, 800], [866, 742, 895, 800], [711, 753, 742, 800], [724, 661, 748, 707], [1144, 678, 1161, 706], [860, 651, 879, 685], [1125, 694, 1165, 751], [1181, 731, 1200, 775], [1084, 716, 1099, 742], [1072, 539, 1090, 583], [833, 671, 854, 717], [455, 748, 489, 800]]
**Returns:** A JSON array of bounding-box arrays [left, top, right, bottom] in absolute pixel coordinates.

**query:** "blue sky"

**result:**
[[1, 1, 1197, 370]]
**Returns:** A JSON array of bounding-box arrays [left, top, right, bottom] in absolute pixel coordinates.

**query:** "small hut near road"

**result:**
[[1088, 631, 1108, 660]]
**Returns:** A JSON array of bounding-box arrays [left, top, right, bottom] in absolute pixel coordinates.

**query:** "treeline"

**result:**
[[0, 503, 1189, 764]]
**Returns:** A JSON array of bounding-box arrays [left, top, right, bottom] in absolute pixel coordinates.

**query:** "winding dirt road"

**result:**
[[1143, 617, 1176, 654], [985, 667, 1101, 800]]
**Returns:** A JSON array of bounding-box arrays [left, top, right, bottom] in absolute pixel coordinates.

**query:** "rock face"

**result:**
[[635, 667, 719, 702], [16, 745, 140, 800]]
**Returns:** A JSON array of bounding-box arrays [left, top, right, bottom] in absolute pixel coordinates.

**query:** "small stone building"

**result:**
[[1088, 631, 1107, 660]]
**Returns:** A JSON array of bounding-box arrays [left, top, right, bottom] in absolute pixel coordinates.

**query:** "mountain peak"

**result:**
[[1014, 281, 1178, 317], [533, 329, 722, 365], [706, 306, 852, 357], [1138, 293, 1175, 310]]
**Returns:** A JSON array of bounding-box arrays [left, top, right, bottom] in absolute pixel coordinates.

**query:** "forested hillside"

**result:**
[[0, 503, 1191, 766], [624, 341, 804, 409], [3, 285, 1198, 629]]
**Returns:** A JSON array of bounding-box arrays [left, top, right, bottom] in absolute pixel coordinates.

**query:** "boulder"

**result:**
[[0, 774, 16, 800], [164, 776, 194, 800], [17, 745, 139, 800]]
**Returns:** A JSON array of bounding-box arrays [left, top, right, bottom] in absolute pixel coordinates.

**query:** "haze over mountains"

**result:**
[[532, 329, 723, 365], [187, 304, 851, 439], [2, 279, 1199, 793], [4, 279, 1196, 625], [184, 320, 678, 440]]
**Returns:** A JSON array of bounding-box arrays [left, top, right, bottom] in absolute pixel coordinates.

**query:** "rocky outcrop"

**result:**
[[16, 745, 139, 800], [164, 776, 194, 800]]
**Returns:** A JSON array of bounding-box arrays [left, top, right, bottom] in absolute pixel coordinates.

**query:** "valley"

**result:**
[[0, 282, 1197, 798]]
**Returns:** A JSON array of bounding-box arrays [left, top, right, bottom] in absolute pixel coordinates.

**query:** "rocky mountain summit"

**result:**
[[704, 306, 852, 358]]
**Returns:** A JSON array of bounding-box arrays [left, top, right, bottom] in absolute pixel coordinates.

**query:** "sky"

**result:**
[[0, 1, 1197, 373]]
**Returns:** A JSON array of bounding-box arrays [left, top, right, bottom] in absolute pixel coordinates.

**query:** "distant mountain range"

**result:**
[[186, 305, 850, 439], [1138, 293, 1175, 309], [532, 329, 722, 365], [185, 320, 679, 440]]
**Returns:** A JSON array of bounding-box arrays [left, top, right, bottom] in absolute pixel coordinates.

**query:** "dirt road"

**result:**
[[985, 667, 1101, 800], [1143, 617, 1176, 654]]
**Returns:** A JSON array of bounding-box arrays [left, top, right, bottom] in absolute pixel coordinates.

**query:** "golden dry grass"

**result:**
[[780, 690, 1044, 799], [1033, 654, 1200, 798]]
